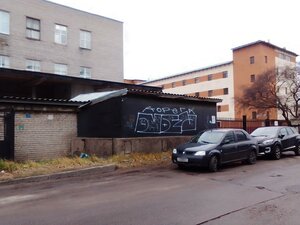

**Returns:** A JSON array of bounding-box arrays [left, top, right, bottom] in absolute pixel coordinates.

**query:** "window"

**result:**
[[80, 30, 91, 49], [223, 88, 228, 95], [279, 128, 288, 137], [55, 24, 67, 45], [208, 74, 213, 81], [195, 77, 200, 83], [26, 17, 40, 40], [161, 85, 164, 89], [208, 90, 213, 97], [235, 131, 248, 141], [223, 71, 228, 78], [217, 105, 221, 112], [26, 59, 40, 71], [171, 82, 175, 88], [195, 92, 199, 97], [0, 55, 9, 68], [223, 131, 235, 144], [80, 67, 91, 78], [182, 80, 186, 86], [250, 74, 255, 82], [54, 63, 68, 75], [0, 10, 9, 34], [250, 56, 255, 64], [252, 111, 257, 120], [265, 56, 268, 63]]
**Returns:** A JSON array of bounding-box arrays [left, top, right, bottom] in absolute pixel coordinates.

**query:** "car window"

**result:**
[[191, 130, 225, 144], [279, 128, 288, 137], [251, 127, 278, 137], [286, 127, 295, 135], [235, 130, 248, 141], [223, 131, 235, 144]]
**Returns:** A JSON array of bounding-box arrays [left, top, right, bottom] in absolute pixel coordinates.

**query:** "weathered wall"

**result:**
[[14, 112, 77, 161], [71, 136, 192, 157]]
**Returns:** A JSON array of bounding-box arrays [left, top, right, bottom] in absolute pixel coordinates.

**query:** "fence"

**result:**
[[217, 118, 288, 134]]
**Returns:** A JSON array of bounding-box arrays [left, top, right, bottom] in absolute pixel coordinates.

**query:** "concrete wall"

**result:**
[[15, 111, 77, 161], [71, 136, 193, 157], [0, 0, 123, 82]]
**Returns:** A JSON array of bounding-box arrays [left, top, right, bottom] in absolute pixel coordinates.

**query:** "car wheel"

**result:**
[[272, 145, 281, 160], [208, 155, 218, 172], [247, 150, 257, 165], [294, 144, 300, 156]]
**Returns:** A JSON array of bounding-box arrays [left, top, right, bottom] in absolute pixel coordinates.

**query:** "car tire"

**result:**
[[294, 144, 300, 156], [272, 145, 281, 160], [208, 155, 218, 172], [247, 150, 257, 165]]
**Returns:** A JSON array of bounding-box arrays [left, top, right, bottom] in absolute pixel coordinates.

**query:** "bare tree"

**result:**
[[237, 66, 300, 125]]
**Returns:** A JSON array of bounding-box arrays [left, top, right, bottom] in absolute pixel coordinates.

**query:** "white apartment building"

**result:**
[[0, 0, 123, 82]]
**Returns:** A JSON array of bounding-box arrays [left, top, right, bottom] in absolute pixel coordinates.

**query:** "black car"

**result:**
[[251, 126, 300, 160], [172, 128, 258, 172]]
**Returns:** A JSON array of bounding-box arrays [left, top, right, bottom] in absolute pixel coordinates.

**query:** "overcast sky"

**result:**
[[49, 0, 300, 81]]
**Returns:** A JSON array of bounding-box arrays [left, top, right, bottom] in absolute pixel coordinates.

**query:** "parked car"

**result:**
[[250, 126, 300, 160], [172, 128, 258, 172]]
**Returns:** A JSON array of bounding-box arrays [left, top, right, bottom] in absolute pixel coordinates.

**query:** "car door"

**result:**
[[286, 127, 298, 149], [279, 128, 290, 151], [234, 130, 252, 159], [220, 131, 237, 163]]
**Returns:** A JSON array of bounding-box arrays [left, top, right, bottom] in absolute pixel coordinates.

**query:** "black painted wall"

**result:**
[[78, 94, 218, 138]]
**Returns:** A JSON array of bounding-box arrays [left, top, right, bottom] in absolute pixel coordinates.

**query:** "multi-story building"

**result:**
[[0, 0, 123, 82], [144, 40, 298, 120]]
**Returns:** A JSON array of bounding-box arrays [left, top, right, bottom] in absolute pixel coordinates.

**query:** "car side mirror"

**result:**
[[279, 134, 285, 139]]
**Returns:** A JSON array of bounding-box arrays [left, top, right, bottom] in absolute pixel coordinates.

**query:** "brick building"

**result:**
[[144, 41, 298, 120], [0, 0, 123, 81]]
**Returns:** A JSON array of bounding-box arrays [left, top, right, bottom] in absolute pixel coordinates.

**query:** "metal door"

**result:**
[[0, 110, 14, 160]]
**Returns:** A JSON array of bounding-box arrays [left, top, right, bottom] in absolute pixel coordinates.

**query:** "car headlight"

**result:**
[[195, 151, 206, 156], [263, 139, 274, 145], [172, 148, 177, 154]]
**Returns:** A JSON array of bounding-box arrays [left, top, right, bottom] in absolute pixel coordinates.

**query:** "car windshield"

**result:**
[[191, 130, 225, 144], [251, 127, 278, 137]]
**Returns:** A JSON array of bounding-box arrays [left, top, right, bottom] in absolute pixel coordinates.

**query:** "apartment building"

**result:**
[[0, 0, 123, 82], [144, 41, 298, 120]]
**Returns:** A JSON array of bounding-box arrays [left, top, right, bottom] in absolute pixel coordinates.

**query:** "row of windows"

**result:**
[[0, 10, 92, 49], [193, 88, 229, 98], [0, 55, 91, 78], [249, 56, 268, 64], [162, 71, 228, 89]]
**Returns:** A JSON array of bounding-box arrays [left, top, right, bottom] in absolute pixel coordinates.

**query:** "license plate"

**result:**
[[177, 157, 188, 163]]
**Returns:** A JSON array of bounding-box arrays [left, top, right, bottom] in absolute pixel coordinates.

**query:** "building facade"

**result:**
[[144, 41, 298, 120], [0, 0, 123, 82]]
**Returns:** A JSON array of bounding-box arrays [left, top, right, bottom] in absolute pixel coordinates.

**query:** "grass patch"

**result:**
[[0, 152, 172, 180]]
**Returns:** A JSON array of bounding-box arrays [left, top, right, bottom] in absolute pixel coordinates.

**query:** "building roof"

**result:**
[[143, 61, 233, 84], [232, 40, 298, 56], [0, 96, 87, 107], [73, 88, 222, 108]]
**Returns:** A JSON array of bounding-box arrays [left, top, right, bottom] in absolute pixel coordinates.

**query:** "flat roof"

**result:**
[[143, 61, 233, 84], [232, 40, 298, 56]]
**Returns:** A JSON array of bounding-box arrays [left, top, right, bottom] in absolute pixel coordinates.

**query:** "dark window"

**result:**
[[223, 71, 228, 78], [172, 82, 175, 88], [250, 56, 255, 64], [195, 77, 200, 83], [235, 131, 248, 141], [26, 17, 40, 40], [223, 131, 235, 144], [195, 92, 199, 97], [265, 56, 268, 63], [252, 111, 257, 119], [208, 74, 213, 81], [250, 74, 255, 82], [223, 88, 228, 95], [161, 85, 164, 89], [182, 80, 186, 86], [208, 90, 213, 97], [217, 105, 221, 112]]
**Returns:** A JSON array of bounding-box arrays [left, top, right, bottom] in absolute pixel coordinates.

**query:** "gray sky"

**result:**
[[49, 0, 300, 81]]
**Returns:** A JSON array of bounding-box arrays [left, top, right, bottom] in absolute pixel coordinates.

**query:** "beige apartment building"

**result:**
[[0, 0, 123, 82], [144, 41, 298, 120]]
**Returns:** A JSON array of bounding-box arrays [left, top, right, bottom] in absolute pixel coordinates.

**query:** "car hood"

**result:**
[[252, 136, 275, 144], [177, 142, 218, 152]]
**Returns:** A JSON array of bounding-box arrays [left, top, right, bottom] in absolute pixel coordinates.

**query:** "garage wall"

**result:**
[[14, 112, 77, 161]]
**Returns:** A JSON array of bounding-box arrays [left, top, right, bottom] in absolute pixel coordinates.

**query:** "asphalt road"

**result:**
[[1, 153, 300, 225]]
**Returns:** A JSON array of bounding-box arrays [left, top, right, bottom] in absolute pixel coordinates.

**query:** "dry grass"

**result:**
[[0, 152, 172, 181]]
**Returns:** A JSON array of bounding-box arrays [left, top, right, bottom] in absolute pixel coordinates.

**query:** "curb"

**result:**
[[0, 164, 117, 185]]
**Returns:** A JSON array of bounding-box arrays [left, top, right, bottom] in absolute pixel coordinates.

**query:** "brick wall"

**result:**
[[14, 112, 77, 161]]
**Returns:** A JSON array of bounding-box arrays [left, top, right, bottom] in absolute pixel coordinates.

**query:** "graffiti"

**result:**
[[134, 106, 197, 134]]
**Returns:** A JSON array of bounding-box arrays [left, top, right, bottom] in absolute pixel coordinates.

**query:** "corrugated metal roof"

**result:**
[[0, 96, 87, 106]]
